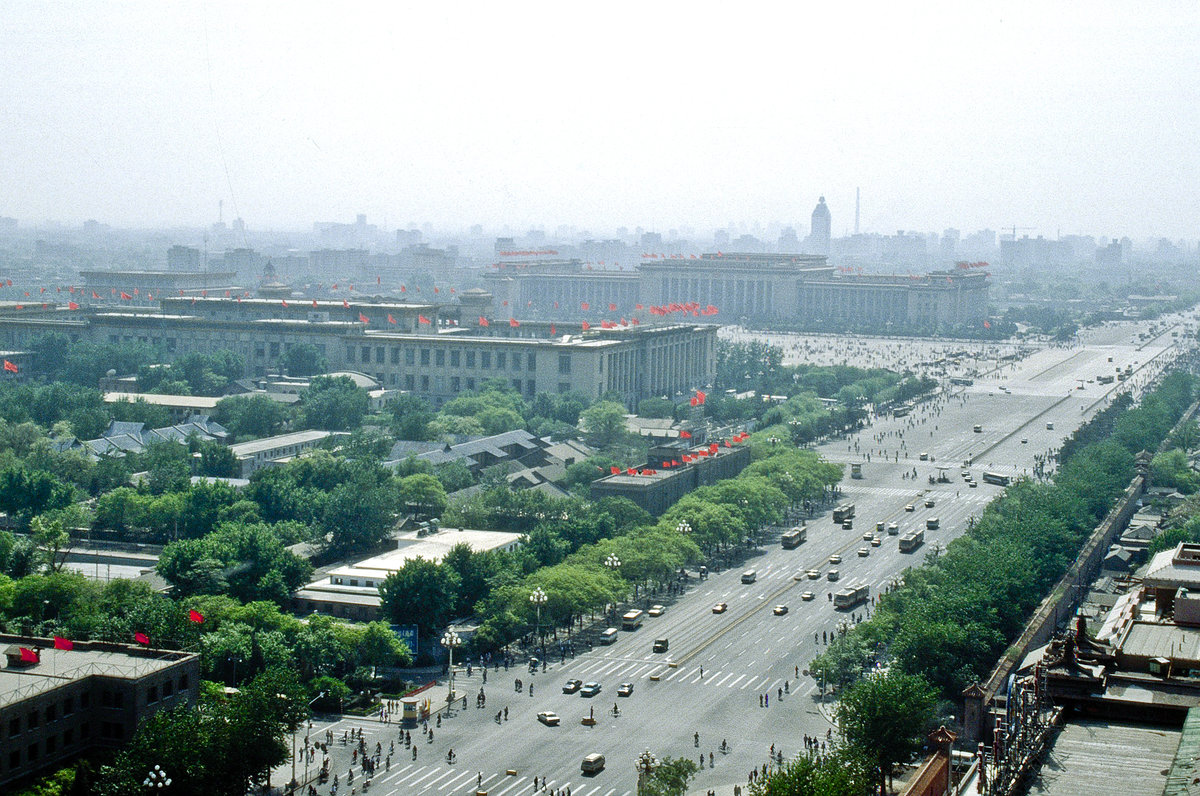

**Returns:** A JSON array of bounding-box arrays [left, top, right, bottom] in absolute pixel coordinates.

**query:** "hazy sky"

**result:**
[[4, 2, 1199, 239]]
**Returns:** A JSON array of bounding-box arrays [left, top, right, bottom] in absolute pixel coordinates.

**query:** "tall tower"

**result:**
[[855, 188, 860, 235], [811, 196, 831, 255]]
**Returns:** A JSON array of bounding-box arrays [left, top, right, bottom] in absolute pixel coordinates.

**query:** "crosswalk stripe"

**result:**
[[727, 674, 747, 688], [438, 770, 475, 790]]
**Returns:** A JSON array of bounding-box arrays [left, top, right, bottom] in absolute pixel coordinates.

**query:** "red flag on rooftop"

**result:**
[[133, 632, 150, 646], [581, 302, 590, 311], [359, 313, 370, 324], [434, 287, 440, 294], [388, 314, 397, 324], [67, 301, 79, 310], [479, 316, 490, 326], [53, 636, 73, 650], [690, 397, 698, 406], [509, 318, 520, 327], [672, 460, 680, 466], [281, 299, 288, 308], [312, 299, 318, 308], [608, 303, 616, 311], [332, 283, 338, 290], [680, 430, 691, 439], [19, 647, 38, 663], [611, 466, 621, 474], [581, 321, 590, 330], [418, 315, 430, 325], [400, 285, 406, 292], [120, 291, 132, 300], [724, 440, 731, 447], [983, 320, 991, 329], [188, 609, 204, 624], [627, 468, 636, 475], [696, 390, 706, 404], [635, 303, 644, 309], [226, 290, 232, 297], [550, 324, 556, 336], [377, 275, 381, 284], [343, 299, 350, 309], [92, 291, 100, 299]]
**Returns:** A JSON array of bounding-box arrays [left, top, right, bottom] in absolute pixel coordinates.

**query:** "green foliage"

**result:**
[[379, 557, 461, 637], [29, 333, 157, 387], [637, 396, 677, 418], [212, 395, 289, 440], [141, 441, 191, 494], [1151, 448, 1200, 494], [300, 375, 369, 431], [0, 464, 74, 525], [750, 746, 873, 796], [580, 400, 630, 448], [137, 351, 245, 397], [157, 521, 313, 603], [388, 393, 436, 440], [836, 671, 937, 796], [397, 473, 448, 517], [642, 756, 700, 796], [281, 342, 329, 377]]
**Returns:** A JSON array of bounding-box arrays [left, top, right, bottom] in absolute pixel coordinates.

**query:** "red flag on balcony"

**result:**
[[680, 430, 691, 438], [509, 318, 520, 327], [3, 360, 18, 373], [20, 647, 38, 663], [418, 315, 431, 325], [53, 636, 73, 650], [388, 314, 397, 324], [67, 301, 79, 310], [581, 321, 590, 330], [479, 317, 490, 326], [188, 610, 204, 624], [133, 632, 150, 645]]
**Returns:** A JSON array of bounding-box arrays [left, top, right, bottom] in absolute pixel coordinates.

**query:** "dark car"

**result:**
[[563, 679, 582, 694], [617, 682, 634, 697], [580, 682, 602, 697]]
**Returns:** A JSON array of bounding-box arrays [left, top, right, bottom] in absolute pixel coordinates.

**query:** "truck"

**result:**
[[899, 528, 925, 552], [833, 582, 870, 609], [832, 503, 856, 523], [1097, 375, 1115, 385], [850, 463, 863, 479], [621, 610, 644, 630], [781, 527, 807, 549]]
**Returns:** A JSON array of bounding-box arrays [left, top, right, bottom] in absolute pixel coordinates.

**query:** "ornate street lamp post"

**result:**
[[605, 554, 621, 617], [530, 587, 547, 654], [634, 748, 659, 795], [440, 630, 461, 712], [143, 765, 171, 790]]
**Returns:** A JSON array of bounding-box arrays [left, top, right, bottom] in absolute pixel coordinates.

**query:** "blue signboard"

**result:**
[[391, 624, 419, 658]]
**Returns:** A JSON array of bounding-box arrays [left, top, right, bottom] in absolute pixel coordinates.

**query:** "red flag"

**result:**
[[581, 302, 590, 311], [709, 444, 719, 453], [509, 318, 520, 327], [226, 290, 232, 297], [581, 321, 590, 330], [400, 285, 406, 292], [53, 636, 73, 650], [388, 314, 397, 324], [3, 360, 18, 373], [610, 466, 621, 474], [627, 468, 636, 475], [635, 303, 644, 309], [120, 291, 132, 300], [92, 290, 100, 299], [672, 460, 680, 466], [479, 316, 490, 326], [662, 461, 670, 468], [690, 397, 698, 406], [312, 299, 318, 308], [696, 391, 706, 404], [332, 283, 338, 290], [133, 632, 150, 645], [343, 299, 350, 309], [433, 286, 439, 294], [67, 301, 79, 310], [359, 313, 370, 324], [608, 303, 617, 311], [188, 609, 204, 624], [550, 324, 556, 336], [724, 440, 732, 447], [20, 647, 38, 663], [377, 275, 381, 284], [680, 430, 691, 439], [281, 299, 288, 308], [418, 315, 430, 325], [983, 320, 991, 329]]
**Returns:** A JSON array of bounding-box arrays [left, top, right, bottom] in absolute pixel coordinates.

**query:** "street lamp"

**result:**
[[530, 587, 547, 653], [604, 555, 621, 617], [441, 630, 461, 712], [143, 765, 171, 790], [634, 748, 659, 795], [293, 691, 326, 789]]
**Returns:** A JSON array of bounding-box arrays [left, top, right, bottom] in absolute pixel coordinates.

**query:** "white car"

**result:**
[[857, 547, 870, 557], [537, 711, 560, 726], [648, 605, 665, 617]]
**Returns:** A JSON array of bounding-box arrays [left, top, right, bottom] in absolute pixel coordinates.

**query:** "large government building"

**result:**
[[484, 253, 989, 329]]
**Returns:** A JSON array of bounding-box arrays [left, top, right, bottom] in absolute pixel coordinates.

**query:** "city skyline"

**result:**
[[3, 2, 1199, 239]]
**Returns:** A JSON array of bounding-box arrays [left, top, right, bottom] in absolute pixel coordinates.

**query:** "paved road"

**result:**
[[285, 314, 1196, 796]]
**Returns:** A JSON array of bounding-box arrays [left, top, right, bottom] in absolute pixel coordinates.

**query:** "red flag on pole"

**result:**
[[690, 397, 698, 406], [67, 301, 79, 310], [188, 609, 204, 624], [343, 299, 350, 309], [610, 466, 620, 474], [581, 321, 590, 330], [120, 291, 132, 300], [359, 313, 370, 324], [133, 632, 150, 645], [509, 318, 520, 327], [550, 324, 556, 336], [608, 303, 617, 311], [312, 299, 318, 308], [53, 636, 73, 650], [680, 430, 692, 439], [388, 314, 397, 324], [92, 290, 100, 299], [581, 302, 590, 311], [418, 315, 430, 325], [478, 317, 490, 326], [19, 647, 38, 663], [3, 360, 18, 373], [281, 299, 288, 308]]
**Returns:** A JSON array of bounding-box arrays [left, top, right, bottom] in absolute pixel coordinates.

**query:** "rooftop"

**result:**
[[229, 430, 332, 456], [1023, 719, 1179, 796], [1120, 622, 1200, 664]]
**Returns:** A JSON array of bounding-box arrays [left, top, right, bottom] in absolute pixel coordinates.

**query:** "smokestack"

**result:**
[[854, 188, 860, 235]]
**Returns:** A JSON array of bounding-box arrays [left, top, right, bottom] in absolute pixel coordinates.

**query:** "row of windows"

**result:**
[[345, 346, 541, 373], [5, 674, 189, 741], [4, 725, 84, 773]]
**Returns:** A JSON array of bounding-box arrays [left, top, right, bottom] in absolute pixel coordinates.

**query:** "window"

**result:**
[[179, 675, 188, 691], [527, 353, 537, 371], [64, 728, 73, 746], [27, 740, 38, 761], [420, 349, 430, 366], [405, 348, 415, 366], [9, 750, 19, 769], [361, 346, 371, 362], [270, 342, 281, 358], [28, 711, 38, 729], [466, 378, 475, 391], [450, 350, 460, 367], [80, 693, 88, 709], [45, 704, 55, 722], [8, 717, 19, 736], [163, 680, 174, 697], [405, 375, 415, 390], [345, 346, 354, 362], [497, 352, 506, 369], [512, 379, 522, 392], [63, 697, 73, 715], [559, 354, 571, 374], [390, 348, 399, 364], [526, 379, 535, 396], [466, 352, 476, 368], [114, 692, 124, 708], [349, 579, 358, 587], [512, 355, 521, 371], [420, 375, 429, 391], [375, 347, 384, 364], [451, 377, 460, 392], [435, 350, 445, 366], [559, 382, 570, 393], [148, 685, 158, 703], [45, 735, 55, 754], [481, 352, 491, 369]]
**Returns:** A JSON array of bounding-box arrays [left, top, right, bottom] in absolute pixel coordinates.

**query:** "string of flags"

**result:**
[[601, 431, 751, 477], [15, 610, 207, 660]]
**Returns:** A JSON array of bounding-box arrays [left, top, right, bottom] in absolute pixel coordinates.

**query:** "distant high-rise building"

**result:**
[[809, 196, 831, 254], [167, 245, 202, 272]]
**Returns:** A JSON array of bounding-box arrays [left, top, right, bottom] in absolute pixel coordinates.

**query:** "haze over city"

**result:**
[[4, 1, 1199, 239]]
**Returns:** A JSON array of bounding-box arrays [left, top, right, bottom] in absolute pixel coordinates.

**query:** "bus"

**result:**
[[949, 377, 974, 386], [1097, 375, 1115, 384], [892, 405, 912, 418], [850, 463, 863, 479], [899, 528, 925, 552], [981, 472, 1011, 486], [621, 610, 644, 631], [832, 503, 856, 523], [781, 528, 807, 549], [833, 583, 870, 609]]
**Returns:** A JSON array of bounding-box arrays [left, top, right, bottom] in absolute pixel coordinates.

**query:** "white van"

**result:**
[[741, 570, 757, 584], [599, 627, 619, 645], [582, 753, 605, 774]]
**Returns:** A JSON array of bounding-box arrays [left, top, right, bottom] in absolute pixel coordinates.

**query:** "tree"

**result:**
[[388, 393, 436, 440], [835, 671, 937, 796], [580, 401, 629, 448], [397, 473, 448, 517], [199, 440, 240, 478], [641, 756, 699, 796], [141, 441, 191, 495], [281, 342, 329, 377], [637, 396, 676, 418], [31, 513, 72, 573], [321, 483, 396, 554], [213, 395, 289, 440], [300, 375, 369, 431], [379, 557, 460, 637], [749, 745, 873, 796]]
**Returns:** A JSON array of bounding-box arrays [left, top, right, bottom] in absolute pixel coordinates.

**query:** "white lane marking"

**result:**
[[727, 674, 747, 689]]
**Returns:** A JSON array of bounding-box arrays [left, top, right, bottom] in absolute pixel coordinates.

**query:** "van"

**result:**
[[973, 424, 982, 433], [741, 570, 757, 584], [581, 753, 605, 774], [599, 627, 619, 645], [827, 568, 840, 582], [1046, 422, 1054, 430], [926, 517, 939, 530], [653, 638, 669, 653], [842, 519, 853, 530]]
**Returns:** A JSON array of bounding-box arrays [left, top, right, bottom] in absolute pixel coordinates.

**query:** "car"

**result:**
[[871, 536, 882, 547], [773, 604, 788, 615], [617, 682, 634, 697], [961, 470, 970, 478], [857, 547, 869, 557], [925, 499, 935, 508], [712, 602, 728, 614], [829, 554, 842, 564], [862, 531, 874, 541], [801, 591, 815, 601], [793, 570, 807, 581], [969, 481, 978, 488], [905, 504, 915, 512], [580, 682, 602, 697], [537, 711, 561, 726], [563, 679, 582, 694], [806, 570, 821, 580], [888, 522, 900, 534], [1021, 438, 1028, 444], [876, 521, 885, 532], [648, 604, 665, 617]]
